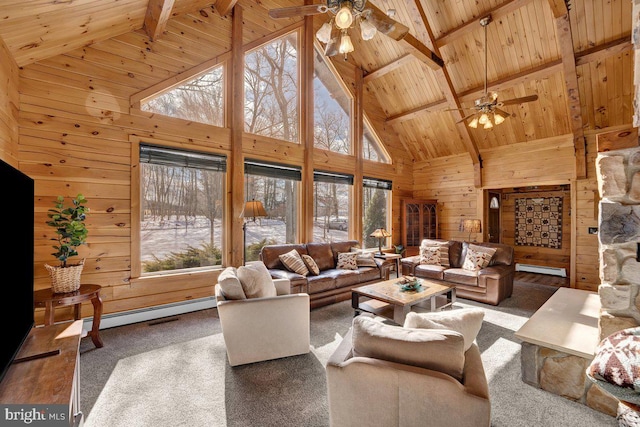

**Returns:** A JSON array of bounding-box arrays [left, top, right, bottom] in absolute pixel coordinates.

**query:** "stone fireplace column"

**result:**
[[596, 136, 640, 340]]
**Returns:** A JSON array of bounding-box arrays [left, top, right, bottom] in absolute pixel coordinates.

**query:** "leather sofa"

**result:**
[[401, 240, 515, 305], [260, 240, 386, 309]]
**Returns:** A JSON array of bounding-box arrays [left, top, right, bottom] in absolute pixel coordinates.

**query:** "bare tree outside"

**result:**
[[142, 67, 224, 127]]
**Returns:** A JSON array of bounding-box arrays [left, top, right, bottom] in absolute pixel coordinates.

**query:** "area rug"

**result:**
[[80, 282, 615, 427], [515, 196, 563, 248]]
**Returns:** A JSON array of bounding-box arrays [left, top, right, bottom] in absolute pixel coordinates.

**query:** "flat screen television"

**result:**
[[0, 158, 34, 383]]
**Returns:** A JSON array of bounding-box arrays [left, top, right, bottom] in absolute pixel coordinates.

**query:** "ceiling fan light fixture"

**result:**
[[339, 31, 354, 54], [478, 113, 489, 125], [484, 119, 494, 129], [468, 117, 479, 128], [316, 21, 333, 43], [494, 112, 506, 125], [360, 17, 377, 40], [335, 3, 354, 29]]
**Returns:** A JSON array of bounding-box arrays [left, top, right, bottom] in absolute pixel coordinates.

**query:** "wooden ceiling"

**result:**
[[0, 0, 633, 167]]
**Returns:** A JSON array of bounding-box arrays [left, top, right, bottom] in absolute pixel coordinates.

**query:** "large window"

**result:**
[[313, 171, 353, 243], [362, 177, 392, 249], [141, 65, 224, 127], [244, 160, 301, 261], [363, 119, 390, 163], [139, 144, 226, 274], [313, 48, 351, 154], [244, 32, 299, 142]]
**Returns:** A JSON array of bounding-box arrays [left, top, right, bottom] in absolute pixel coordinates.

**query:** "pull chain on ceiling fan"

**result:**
[[450, 15, 539, 130]]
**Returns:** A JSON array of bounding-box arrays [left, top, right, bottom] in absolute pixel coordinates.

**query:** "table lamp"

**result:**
[[370, 228, 391, 255]]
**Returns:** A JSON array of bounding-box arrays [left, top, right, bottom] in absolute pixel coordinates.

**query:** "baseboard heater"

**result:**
[[82, 296, 216, 331], [515, 263, 567, 278]]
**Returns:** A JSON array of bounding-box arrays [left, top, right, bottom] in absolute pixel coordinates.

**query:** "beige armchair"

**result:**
[[215, 265, 310, 367], [326, 316, 491, 427]]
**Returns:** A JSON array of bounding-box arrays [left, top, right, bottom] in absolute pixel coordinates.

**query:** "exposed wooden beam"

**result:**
[[363, 54, 414, 84], [302, 10, 315, 242], [434, 0, 534, 48], [556, 13, 587, 179], [143, 0, 176, 41], [547, 0, 568, 19], [214, 0, 238, 17], [413, 0, 482, 187], [400, 33, 444, 70], [596, 127, 639, 152], [386, 99, 446, 124], [575, 37, 632, 66]]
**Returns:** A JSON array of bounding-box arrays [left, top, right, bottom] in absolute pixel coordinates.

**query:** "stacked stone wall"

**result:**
[[596, 146, 640, 340]]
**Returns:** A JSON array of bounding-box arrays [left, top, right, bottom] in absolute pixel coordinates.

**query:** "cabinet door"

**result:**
[[402, 199, 438, 254]]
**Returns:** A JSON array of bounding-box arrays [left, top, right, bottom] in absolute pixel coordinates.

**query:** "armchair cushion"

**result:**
[[351, 315, 466, 381], [237, 262, 277, 298], [218, 267, 246, 300], [404, 308, 485, 351]]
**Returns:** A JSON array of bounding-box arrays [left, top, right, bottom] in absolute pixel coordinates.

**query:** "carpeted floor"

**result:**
[[79, 281, 617, 427]]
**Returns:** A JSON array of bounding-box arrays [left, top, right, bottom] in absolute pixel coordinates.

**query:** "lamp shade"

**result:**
[[241, 200, 267, 221], [370, 228, 391, 238], [462, 219, 481, 234]]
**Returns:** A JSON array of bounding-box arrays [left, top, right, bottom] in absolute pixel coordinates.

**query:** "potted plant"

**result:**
[[45, 194, 89, 293]]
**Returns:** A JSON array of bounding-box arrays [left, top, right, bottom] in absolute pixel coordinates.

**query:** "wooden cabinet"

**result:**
[[0, 321, 83, 426], [401, 199, 438, 256]]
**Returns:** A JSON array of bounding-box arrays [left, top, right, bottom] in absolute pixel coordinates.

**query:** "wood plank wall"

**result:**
[[413, 126, 616, 291], [14, 4, 412, 322], [0, 37, 19, 165]]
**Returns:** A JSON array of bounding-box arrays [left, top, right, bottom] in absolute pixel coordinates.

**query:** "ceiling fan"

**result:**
[[449, 15, 538, 129], [268, 0, 409, 58]]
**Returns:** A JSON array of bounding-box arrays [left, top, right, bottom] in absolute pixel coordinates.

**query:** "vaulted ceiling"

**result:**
[[0, 0, 633, 172]]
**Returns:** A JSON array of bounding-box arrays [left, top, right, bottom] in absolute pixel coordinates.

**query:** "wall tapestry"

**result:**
[[515, 197, 563, 249]]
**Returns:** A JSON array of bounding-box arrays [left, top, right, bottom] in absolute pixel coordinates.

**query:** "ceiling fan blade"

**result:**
[[363, 4, 409, 41], [456, 112, 478, 124], [324, 36, 340, 57], [268, 4, 327, 19], [494, 107, 511, 118], [500, 94, 539, 106]]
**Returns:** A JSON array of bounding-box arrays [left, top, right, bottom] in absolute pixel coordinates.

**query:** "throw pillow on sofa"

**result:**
[[420, 239, 450, 267], [301, 254, 320, 275], [403, 308, 484, 351], [351, 250, 377, 267], [419, 245, 440, 265], [279, 249, 310, 276], [337, 252, 358, 270], [352, 315, 466, 381], [237, 262, 277, 298], [462, 244, 497, 271]]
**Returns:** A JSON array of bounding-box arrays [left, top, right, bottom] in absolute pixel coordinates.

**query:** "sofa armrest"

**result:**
[[401, 255, 420, 275], [478, 264, 513, 278], [327, 328, 354, 367]]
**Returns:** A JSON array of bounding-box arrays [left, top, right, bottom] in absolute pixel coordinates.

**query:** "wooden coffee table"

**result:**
[[352, 277, 456, 325]]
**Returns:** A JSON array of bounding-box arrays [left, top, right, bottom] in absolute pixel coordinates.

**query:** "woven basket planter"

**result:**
[[45, 259, 85, 293]]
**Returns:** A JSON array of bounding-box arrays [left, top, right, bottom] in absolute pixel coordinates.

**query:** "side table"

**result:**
[[34, 284, 104, 348], [375, 253, 402, 279]]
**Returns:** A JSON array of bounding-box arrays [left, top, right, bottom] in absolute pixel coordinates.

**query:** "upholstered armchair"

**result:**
[[215, 262, 310, 367], [326, 313, 491, 427]]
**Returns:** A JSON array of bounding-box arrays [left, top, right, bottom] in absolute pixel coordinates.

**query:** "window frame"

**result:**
[[131, 137, 228, 279], [362, 177, 393, 250]]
